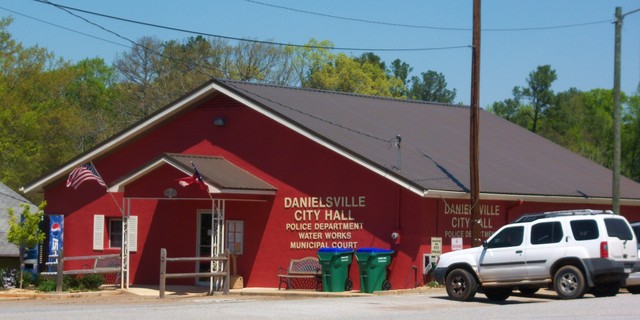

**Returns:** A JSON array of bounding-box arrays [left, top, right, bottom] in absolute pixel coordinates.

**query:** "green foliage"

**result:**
[[6, 202, 46, 249], [513, 65, 558, 132], [63, 274, 81, 290], [489, 64, 640, 183], [408, 70, 457, 103], [305, 53, 405, 98], [78, 274, 105, 290], [35, 274, 105, 292], [7, 201, 46, 289], [36, 278, 56, 292], [622, 89, 640, 181], [20, 271, 36, 287]]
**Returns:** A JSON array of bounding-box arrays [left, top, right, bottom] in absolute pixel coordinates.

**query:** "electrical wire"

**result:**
[[37, 0, 220, 80], [34, 0, 469, 52], [0, 5, 131, 49], [243, 0, 613, 32]]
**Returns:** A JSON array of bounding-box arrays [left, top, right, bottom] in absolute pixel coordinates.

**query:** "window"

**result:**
[[604, 218, 633, 240], [488, 226, 524, 248], [531, 222, 563, 245], [93, 214, 137, 251], [226, 220, 244, 255], [109, 219, 123, 248], [571, 219, 599, 241]]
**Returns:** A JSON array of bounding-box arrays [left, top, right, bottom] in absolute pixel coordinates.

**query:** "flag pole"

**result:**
[[89, 161, 128, 289], [90, 161, 124, 214]]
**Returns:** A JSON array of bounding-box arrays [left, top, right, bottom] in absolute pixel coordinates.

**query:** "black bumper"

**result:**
[[582, 258, 628, 283], [434, 268, 447, 284]]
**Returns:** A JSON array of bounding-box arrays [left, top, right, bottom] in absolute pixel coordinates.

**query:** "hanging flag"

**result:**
[[66, 163, 107, 189], [176, 162, 207, 191]]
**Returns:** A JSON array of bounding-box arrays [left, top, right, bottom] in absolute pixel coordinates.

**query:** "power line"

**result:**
[[38, 0, 220, 80], [0, 5, 130, 50], [34, 0, 469, 52], [243, 0, 613, 32]]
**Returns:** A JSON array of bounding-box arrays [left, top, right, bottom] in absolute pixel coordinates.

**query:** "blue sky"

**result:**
[[1, 0, 639, 108]]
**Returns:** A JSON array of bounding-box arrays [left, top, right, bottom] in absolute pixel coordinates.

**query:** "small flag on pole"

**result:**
[[66, 163, 107, 189], [176, 162, 207, 191]]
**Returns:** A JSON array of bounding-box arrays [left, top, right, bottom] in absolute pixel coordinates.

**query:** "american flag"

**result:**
[[176, 162, 207, 191], [66, 163, 107, 189]]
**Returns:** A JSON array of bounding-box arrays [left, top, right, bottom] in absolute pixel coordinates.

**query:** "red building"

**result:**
[[23, 80, 640, 290]]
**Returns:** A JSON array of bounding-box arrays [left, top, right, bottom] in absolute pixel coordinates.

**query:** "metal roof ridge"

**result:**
[[219, 79, 468, 109]]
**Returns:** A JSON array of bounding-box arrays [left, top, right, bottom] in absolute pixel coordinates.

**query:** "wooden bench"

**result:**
[[277, 257, 322, 290]]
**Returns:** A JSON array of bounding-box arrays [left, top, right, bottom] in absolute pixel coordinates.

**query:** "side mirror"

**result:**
[[482, 240, 488, 249]]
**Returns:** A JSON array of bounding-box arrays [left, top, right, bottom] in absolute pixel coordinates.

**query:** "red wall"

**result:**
[[44, 93, 640, 289]]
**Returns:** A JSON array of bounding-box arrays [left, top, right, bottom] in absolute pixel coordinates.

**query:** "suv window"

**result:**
[[571, 219, 599, 241], [604, 218, 634, 240], [488, 226, 524, 248], [531, 221, 563, 244]]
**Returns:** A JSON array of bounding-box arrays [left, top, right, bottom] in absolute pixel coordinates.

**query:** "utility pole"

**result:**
[[470, 0, 481, 246], [612, 6, 622, 215], [612, 6, 640, 215]]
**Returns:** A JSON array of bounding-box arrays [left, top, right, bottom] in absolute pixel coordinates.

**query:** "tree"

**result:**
[[291, 38, 336, 87], [355, 52, 386, 71], [114, 36, 301, 120], [513, 65, 557, 133], [622, 87, 640, 181], [7, 202, 46, 289], [0, 17, 81, 194], [580, 89, 616, 167], [304, 52, 404, 97], [113, 36, 163, 119], [389, 59, 412, 97], [539, 88, 585, 149], [408, 70, 457, 103], [487, 94, 532, 129]]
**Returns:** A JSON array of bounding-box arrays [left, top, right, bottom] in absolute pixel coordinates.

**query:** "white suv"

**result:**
[[434, 209, 640, 301]]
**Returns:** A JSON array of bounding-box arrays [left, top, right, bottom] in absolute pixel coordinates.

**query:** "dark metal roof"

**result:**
[[164, 153, 276, 193], [218, 79, 640, 201], [22, 78, 640, 203]]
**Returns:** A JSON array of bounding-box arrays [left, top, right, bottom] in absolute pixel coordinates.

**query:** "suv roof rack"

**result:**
[[512, 209, 614, 223]]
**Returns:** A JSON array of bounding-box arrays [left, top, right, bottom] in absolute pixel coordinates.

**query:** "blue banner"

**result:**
[[48, 215, 64, 272]]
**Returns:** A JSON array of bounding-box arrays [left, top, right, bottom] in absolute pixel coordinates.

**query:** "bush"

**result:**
[[35, 273, 106, 292], [79, 274, 104, 290], [21, 272, 36, 287], [37, 278, 56, 292], [63, 275, 80, 291]]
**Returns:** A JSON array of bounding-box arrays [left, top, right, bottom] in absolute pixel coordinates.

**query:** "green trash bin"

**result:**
[[317, 248, 354, 292], [355, 248, 394, 293]]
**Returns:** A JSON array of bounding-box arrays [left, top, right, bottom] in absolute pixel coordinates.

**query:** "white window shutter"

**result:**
[[93, 215, 104, 250], [128, 216, 138, 252]]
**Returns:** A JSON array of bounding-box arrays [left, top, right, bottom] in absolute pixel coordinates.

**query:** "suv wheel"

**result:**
[[554, 265, 586, 299], [591, 282, 620, 297], [483, 287, 512, 301], [445, 269, 477, 301]]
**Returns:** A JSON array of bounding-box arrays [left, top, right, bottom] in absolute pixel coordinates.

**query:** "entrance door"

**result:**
[[196, 211, 221, 286]]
